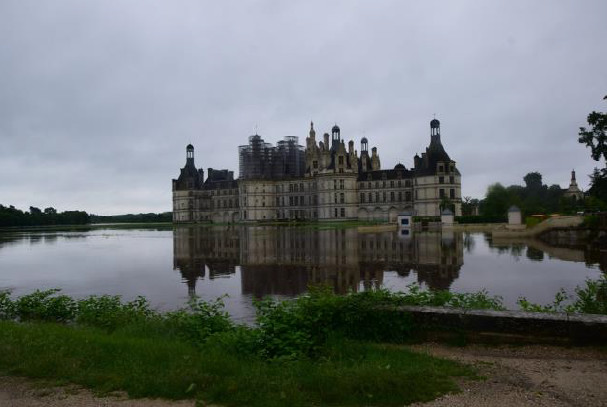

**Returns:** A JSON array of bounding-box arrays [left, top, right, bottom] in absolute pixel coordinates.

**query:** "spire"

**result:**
[[309, 121, 316, 138]]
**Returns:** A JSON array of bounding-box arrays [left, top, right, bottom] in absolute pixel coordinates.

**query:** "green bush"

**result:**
[[455, 215, 507, 224], [582, 215, 599, 229], [14, 289, 77, 322], [518, 275, 607, 315]]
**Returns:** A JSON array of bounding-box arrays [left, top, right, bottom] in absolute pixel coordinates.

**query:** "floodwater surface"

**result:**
[[0, 226, 603, 322]]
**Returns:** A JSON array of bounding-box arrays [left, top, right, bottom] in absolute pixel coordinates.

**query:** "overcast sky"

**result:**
[[1, 1, 606, 215]]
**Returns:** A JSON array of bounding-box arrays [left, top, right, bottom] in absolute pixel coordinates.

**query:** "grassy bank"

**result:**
[[0, 288, 479, 406]]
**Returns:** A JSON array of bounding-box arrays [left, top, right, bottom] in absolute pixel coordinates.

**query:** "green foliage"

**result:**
[[455, 215, 506, 224], [578, 95, 607, 164], [518, 275, 607, 315], [0, 204, 90, 227], [0, 321, 474, 407], [255, 284, 505, 359], [582, 215, 600, 229], [90, 212, 172, 224], [480, 183, 513, 218], [525, 216, 544, 227], [165, 296, 234, 344], [14, 289, 77, 322], [578, 96, 607, 201]]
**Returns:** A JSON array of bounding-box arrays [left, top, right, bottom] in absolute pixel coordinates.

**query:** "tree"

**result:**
[[480, 183, 511, 218], [523, 172, 543, 191], [579, 95, 607, 201], [578, 95, 607, 166]]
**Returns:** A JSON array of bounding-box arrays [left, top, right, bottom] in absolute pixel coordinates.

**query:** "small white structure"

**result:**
[[397, 212, 413, 228], [441, 208, 454, 227], [508, 205, 522, 225]]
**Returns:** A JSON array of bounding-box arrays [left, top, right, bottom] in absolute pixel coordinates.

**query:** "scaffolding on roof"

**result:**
[[239, 134, 305, 180]]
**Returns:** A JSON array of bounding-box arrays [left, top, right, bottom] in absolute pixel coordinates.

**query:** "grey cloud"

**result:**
[[1, 0, 606, 214]]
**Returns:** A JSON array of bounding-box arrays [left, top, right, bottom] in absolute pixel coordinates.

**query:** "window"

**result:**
[[334, 193, 338, 204], [339, 179, 344, 190], [338, 156, 344, 165], [450, 176, 454, 184], [382, 181, 386, 188], [398, 180, 401, 187], [398, 191, 402, 201], [438, 165, 443, 172], [340, 193, 344, 204], [340, 208, 345, 217], [390, 191, 394, 201], [439, 176, 444, 184], [367, 182, 371, 188], [439, 189, 445, 198], [360, 193, 365, 203], [375, 192, 379, 202], [289, 196, 293, 206], [383, 192, 386, 202], [390, 180, 394, 188], [405, 191, 411, 201], [334, 208, 338, 217], [334, 180, 337, 190], [450, 189, 455, 199], [313, 160, 318, 169], [300, 183, 304, 191], [368, 192, 372, 202], [375, 182, 379, 188]]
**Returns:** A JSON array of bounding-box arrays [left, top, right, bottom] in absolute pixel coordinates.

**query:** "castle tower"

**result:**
[[564, 169, 583, 201]]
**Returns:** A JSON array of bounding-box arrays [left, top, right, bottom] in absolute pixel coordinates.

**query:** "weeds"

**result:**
[[518, 275, 607, 314]]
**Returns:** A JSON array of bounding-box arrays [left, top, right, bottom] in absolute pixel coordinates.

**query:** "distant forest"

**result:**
[[90, 212, 172, 224], [0, 204, 172, 227], [0, 205, 90, 227]]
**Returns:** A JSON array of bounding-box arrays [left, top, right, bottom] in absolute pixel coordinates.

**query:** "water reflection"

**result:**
[[173, 226, 464, 298]]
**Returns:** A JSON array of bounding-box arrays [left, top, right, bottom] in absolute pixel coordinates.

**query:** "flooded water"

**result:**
[[0, 225, 604, 322]]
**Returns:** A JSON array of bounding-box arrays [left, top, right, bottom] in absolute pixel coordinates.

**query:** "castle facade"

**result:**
[[172, 118, 461, 223]]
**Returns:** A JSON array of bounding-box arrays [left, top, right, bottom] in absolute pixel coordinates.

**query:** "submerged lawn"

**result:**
[[0, 321, 474, 406]]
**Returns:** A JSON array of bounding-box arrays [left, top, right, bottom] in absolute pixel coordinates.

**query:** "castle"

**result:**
[[172, 118, 461, 223]]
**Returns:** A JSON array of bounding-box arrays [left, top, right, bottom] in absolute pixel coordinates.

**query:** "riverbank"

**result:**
[[2, 343, 605, 407]]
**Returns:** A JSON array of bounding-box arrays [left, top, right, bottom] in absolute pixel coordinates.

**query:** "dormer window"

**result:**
[[438, 165, 443, 173]]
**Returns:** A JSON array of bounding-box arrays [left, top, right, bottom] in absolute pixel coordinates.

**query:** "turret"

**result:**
[[331, 124, 340, 151], [186, 144, 195, 167]]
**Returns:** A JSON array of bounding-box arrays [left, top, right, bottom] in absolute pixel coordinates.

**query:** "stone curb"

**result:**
[[392, 306, 607, 345]]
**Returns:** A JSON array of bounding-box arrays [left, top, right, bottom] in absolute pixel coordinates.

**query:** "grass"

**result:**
[[0, 321, 474, 406], [0, 288, 482, 406]]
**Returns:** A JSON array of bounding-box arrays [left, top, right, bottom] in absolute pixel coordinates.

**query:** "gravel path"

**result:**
[[1, 344, 605, 406], [409, 344, 607, 406]]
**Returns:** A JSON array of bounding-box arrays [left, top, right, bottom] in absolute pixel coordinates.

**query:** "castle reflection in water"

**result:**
[[173, 226, 464, 298]]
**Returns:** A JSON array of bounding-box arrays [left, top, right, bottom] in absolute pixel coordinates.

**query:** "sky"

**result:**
[[1, 1, 606, 215]]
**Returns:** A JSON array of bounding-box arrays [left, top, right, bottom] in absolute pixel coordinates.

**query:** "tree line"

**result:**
[[468, 95, 607, 219], [90, 212, 172, 223], [0, 205, 90, 227]]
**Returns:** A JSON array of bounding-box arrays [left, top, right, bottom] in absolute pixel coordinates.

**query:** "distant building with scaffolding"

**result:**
[[172, 119, 462, 222]]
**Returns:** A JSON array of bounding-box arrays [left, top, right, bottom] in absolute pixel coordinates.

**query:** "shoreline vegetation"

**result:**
[[0, 281, 605, 406]]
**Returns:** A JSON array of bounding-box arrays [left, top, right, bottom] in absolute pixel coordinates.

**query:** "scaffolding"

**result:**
[[239, 134, 305, 180]]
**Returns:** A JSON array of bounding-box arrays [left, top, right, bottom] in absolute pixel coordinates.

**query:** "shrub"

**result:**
[[455, 215, 507, 224], [165, 296, 234, 344], [14, 289, 77, 322]]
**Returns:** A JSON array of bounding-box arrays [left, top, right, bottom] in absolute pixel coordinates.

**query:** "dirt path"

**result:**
[[410, 344, 607, 406], [1, 344, 606, 406]]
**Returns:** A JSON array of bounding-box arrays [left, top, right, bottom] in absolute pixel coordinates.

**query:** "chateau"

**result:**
[[172, 118, 461, 223]]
